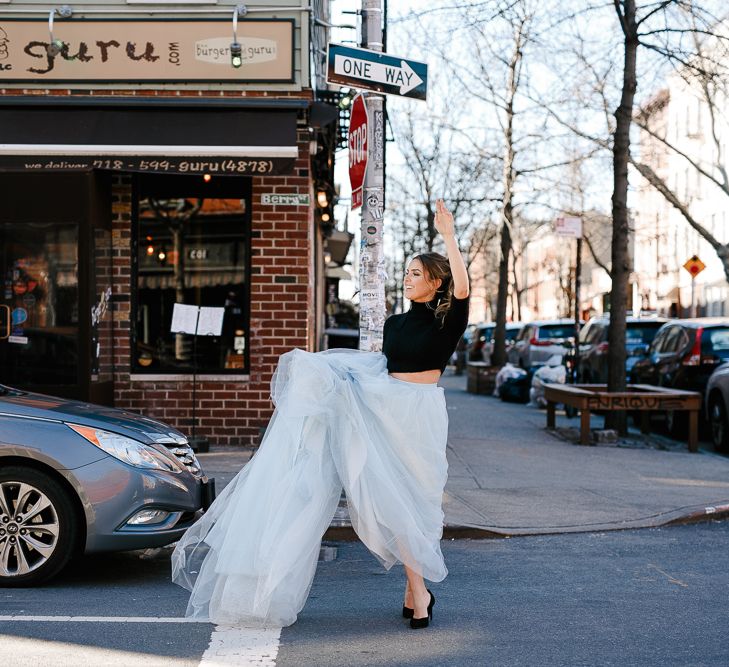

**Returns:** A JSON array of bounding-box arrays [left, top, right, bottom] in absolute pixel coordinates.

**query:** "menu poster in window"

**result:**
[[170, 303, 224, 336], [170, 303, 200, 336], [197, 307, 224, 336]]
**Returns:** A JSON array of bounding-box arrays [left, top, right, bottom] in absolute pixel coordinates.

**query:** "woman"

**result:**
[[172, 199, 469, 630]]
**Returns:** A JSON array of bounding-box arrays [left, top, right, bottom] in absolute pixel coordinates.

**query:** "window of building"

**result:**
[[132, 174, 251, 374]]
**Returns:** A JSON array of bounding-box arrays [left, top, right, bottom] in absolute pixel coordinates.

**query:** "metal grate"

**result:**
[[167, 444, 203, 478]]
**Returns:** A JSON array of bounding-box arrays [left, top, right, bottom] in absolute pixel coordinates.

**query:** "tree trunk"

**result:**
[[492, 213, 513, 366], [606, 0, 638, 433], [491, 30, 521, 367]]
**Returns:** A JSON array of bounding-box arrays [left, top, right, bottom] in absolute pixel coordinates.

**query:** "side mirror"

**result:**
[[633, 344, 649, 356]]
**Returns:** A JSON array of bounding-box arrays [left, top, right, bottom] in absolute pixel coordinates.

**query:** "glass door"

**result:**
[[0, 222, 80, 393]]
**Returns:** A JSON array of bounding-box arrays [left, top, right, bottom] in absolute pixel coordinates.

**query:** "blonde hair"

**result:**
[[412, 252, 453, 328]]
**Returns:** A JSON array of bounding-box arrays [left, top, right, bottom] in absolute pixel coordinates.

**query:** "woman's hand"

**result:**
[[434, 198, 455, 238]]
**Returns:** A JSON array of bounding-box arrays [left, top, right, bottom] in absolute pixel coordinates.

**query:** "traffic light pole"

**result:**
[[358, 0, 387, 352]]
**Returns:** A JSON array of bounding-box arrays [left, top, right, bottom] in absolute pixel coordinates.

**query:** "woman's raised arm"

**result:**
[[434, 198, 469, 299]]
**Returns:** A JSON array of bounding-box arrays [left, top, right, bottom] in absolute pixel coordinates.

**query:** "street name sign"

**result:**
[[327, 44, 428, 101], [348, 94, 368, 210], [260, 193, 310, 206], [555, 216, 583, 239]]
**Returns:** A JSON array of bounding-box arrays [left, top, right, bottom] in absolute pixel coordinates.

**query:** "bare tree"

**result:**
[[386, 93, 500, 313], [528, 1, 723, 430], [605, 1, 725, 431], [430, 1, 538, 365]]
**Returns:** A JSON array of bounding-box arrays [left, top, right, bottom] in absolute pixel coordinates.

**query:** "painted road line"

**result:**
[[0, 615, 208, 623], [0, 615, 283, 665], [200, 625, 281, 667]]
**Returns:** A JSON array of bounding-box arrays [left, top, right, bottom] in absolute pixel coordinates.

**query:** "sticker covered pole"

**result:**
[[358, 0, 386, 352]]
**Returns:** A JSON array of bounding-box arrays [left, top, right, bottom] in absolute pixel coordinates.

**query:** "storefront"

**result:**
[[0, 8, 345, 445]]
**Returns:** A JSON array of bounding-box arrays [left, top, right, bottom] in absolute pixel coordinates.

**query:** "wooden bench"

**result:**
[[543, 383, 702, 452]]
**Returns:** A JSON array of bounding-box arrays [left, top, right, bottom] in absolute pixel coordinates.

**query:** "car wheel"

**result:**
[[709, 397, 729, 452], [0, 466, 80, 587]]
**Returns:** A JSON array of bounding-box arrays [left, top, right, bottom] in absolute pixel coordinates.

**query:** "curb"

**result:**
[[322, 503, 729, 542], [665, 502, 729, 526], [323, 524, 507, 542]]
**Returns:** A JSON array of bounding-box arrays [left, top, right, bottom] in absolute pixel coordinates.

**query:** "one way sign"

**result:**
[[327, 44, 428, 101]]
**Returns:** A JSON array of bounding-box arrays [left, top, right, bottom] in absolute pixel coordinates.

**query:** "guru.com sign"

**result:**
[[0, 20, 293, 82], [0, 27, 11, 69]]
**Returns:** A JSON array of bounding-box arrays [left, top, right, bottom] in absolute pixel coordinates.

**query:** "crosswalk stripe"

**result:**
[[0, 615, 283, 665], [199, 625, 281, 667]]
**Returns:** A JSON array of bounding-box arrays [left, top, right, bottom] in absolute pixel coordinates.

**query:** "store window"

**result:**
[[0, 222, 79, 386], [133, 175, 251, 374]]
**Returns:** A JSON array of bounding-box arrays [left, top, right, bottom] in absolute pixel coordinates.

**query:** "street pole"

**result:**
[[358, 0, 386, 352], [573, 237, 582, 383]]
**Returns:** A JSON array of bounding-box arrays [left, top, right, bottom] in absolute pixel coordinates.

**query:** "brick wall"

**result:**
[[0, 87, 317, 446], [107, 132, 314, 446]]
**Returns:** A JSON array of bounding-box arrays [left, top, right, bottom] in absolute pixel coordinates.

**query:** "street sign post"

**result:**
[[556, 216, 584, 382], [348, 94, 369, 210], [327, 44, 428, 101], [683, 255, 706, 317]]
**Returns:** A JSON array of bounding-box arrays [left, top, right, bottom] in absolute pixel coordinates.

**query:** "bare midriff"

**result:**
[[389, 370, 441, 384]]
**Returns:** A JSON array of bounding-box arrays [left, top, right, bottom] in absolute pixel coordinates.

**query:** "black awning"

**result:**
[[0, 96, 305, 175]]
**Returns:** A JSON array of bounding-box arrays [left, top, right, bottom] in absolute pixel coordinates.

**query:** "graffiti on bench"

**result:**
[[586, 395, 687, 410]]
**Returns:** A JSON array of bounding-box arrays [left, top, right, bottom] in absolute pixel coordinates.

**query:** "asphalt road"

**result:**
[[1, 521, 728, 666]]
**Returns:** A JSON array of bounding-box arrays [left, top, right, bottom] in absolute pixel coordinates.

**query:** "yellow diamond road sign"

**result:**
[[683, 255, 706, 277]]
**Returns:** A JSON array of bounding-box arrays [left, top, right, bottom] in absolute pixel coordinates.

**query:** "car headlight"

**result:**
[[67, 424, 180, 472]]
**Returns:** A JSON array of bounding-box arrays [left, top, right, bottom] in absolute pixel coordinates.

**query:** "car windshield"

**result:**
[[538, 325, 574, 340], [625, 323, 663, 346], [702, 328, 729, 359]]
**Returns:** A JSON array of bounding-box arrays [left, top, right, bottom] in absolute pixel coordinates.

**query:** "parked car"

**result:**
[[450, 324, 476, 373], [481, 322, 523, 364], [577, 316, 668, 383], [705, 362, 729, 451], [630, 318, 729, 433], [467, 323, 492, 362], [508, 319, 582, 369], [0, 384, 214, 586]]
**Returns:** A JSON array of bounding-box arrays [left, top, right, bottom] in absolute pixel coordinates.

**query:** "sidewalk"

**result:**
[[197, 370, 729, 538], [440, 370, 729, 535]]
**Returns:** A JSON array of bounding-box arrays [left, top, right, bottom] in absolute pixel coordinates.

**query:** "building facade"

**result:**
[[467, 213, 614, 325], [0, 1, 348, 446], [634, 71, 729, 318]]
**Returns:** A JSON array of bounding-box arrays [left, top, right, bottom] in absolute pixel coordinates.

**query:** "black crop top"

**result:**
[[382, 295, 469, 373]]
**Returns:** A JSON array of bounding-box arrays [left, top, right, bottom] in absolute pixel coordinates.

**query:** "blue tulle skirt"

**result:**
[[171, 348, 449, 626]]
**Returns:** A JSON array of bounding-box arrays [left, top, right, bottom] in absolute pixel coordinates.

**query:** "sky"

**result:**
[[326, 1, 727, 302]]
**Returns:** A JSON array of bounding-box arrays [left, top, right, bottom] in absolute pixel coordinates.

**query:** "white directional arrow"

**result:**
[[334, 54, 424, 95]]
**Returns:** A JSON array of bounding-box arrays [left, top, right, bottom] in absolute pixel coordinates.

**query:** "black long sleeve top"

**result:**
[[382, 295, 469, 373]]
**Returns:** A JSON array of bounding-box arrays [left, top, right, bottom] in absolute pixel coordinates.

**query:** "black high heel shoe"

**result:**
[[409, 590, 435, 629]]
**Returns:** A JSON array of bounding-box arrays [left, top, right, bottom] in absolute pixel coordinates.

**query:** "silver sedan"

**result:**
[[0, 384, 214, 586]]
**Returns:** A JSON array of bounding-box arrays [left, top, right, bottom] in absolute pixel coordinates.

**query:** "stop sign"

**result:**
[[348, 94, 368, 210]]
